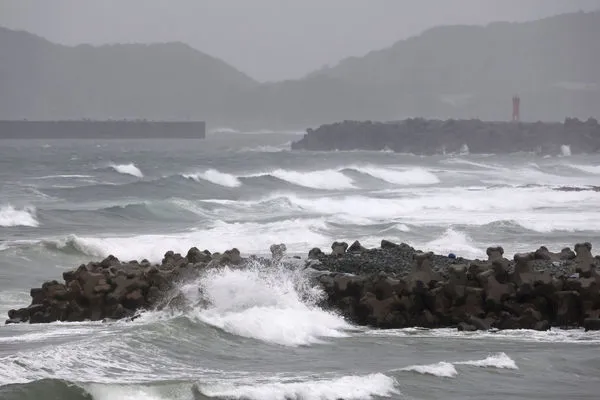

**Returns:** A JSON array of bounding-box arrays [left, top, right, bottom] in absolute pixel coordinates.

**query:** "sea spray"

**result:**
[[0, 204, 39, 227], [185, 261, 352, 346]]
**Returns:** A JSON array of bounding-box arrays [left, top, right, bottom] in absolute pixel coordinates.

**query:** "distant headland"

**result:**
[[291, 117, 600, 155], [0, 120, 206, 139]]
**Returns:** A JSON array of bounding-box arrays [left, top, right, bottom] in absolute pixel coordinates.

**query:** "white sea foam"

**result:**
[[109, 163, 143, 178], [198, 373, 399, 400], [45, 218, 328, 261], [350, 165, 439, 185], [183, 169, 241, 187], [426, 228, 483, 259], [560, 144, 572, 157], [238, 143, 290, 153], [0, 204, 39, 227], [272, 186, 600, 232], [455, 352, 518, 369], [399, 361, 457, 377], [188, 263, 352, 346], [85, 384, 187, 400], [364, 327, 600, 343], [396, 353, 517, 378], [260, 169, 356, 190]]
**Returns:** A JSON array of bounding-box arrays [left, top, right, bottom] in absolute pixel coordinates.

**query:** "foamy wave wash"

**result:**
[[180, 260, 352, 346], [0, 204, 39, 227]]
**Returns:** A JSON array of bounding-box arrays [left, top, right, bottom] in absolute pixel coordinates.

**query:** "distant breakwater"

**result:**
[[291, 118, 600, 155], [0, 120, 206, 139]]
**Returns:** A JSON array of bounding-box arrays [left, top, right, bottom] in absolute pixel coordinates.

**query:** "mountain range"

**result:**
[[1, 11, 598, 128]]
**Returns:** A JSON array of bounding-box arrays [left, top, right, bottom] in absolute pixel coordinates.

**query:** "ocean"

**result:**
[[1, 130, 599, 399]]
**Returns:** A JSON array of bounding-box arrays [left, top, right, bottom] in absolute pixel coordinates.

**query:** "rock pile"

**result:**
[[6, 239, 600, 332], [5, 247, 244, 324], [313, 240, 600, 331]]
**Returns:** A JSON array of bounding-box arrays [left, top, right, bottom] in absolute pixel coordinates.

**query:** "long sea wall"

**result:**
[[0, 120, 206, 139], [291, 118, 600, 154]]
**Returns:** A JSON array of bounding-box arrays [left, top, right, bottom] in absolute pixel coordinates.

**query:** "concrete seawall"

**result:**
[[291, 118, 600, 155], [0, 120, 206, 139]]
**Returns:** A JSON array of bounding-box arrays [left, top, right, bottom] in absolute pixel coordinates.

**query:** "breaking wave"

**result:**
[[346, 165, 439, 185], [426, 228, 483, 259], [397, 353, 517, 378], [109, 163, 143, 178], [176, 165, 440, 190], [183, 169, 241, 188], [196, 373, 399, 400], [186, 263, 352, 346], [41, 218, 329, 261], [259, 169, 355, 190], [0, 204, 39, 227], [400, 361, 458, 377], [454, 352, 518, 369]]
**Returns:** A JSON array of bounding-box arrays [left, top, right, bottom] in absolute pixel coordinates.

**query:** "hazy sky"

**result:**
[[2, 0, 599, 81]]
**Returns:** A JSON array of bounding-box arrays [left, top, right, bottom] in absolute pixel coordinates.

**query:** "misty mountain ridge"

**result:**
[[0, 11, 598, 128]]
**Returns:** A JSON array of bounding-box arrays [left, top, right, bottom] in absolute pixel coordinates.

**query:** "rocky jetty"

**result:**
[[5, 247, 247, 324], [6, 240, 600, 332], [291, 118, 600, 155], [312, 240, 600, 331]]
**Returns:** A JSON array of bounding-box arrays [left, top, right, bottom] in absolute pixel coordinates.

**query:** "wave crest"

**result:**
[[349, 165, 439, 185], [400, 361, 457, 377], [196, 373, 399, 400], [109, 163, 143, 178], [455, 352, 518, 369], [183, 169, 241, 188], [258, 169, 355, 190], [0, 204, 39, 227], [186, 262, 352, 346]]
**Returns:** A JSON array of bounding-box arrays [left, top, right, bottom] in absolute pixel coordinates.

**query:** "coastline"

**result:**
[[291, 118, 600, 155], [6, 240, 600, 332]]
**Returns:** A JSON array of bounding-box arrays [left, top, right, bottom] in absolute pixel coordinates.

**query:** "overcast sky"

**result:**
[[2, 0, 599, 82]]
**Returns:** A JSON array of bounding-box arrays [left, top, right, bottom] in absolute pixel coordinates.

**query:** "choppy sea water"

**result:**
[[1, 131, 599, 399]]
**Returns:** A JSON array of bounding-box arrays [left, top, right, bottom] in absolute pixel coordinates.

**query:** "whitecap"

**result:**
[[183, 169, 241, 187], [425, 228, 483, 259], [0, 204, 39, 227], [188, 263, 352, 346], [252, 169, 355, 190], [399, 361, 457, 378], [349, 165, 439, 185], [109, 163, 143, 178], [43, 218, 328, 262], [455, 352, 518, 369], [197, 373, 399, 400]]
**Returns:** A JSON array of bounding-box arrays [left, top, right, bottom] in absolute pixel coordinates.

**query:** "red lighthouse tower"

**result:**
[[512, 95, 521, 122]]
